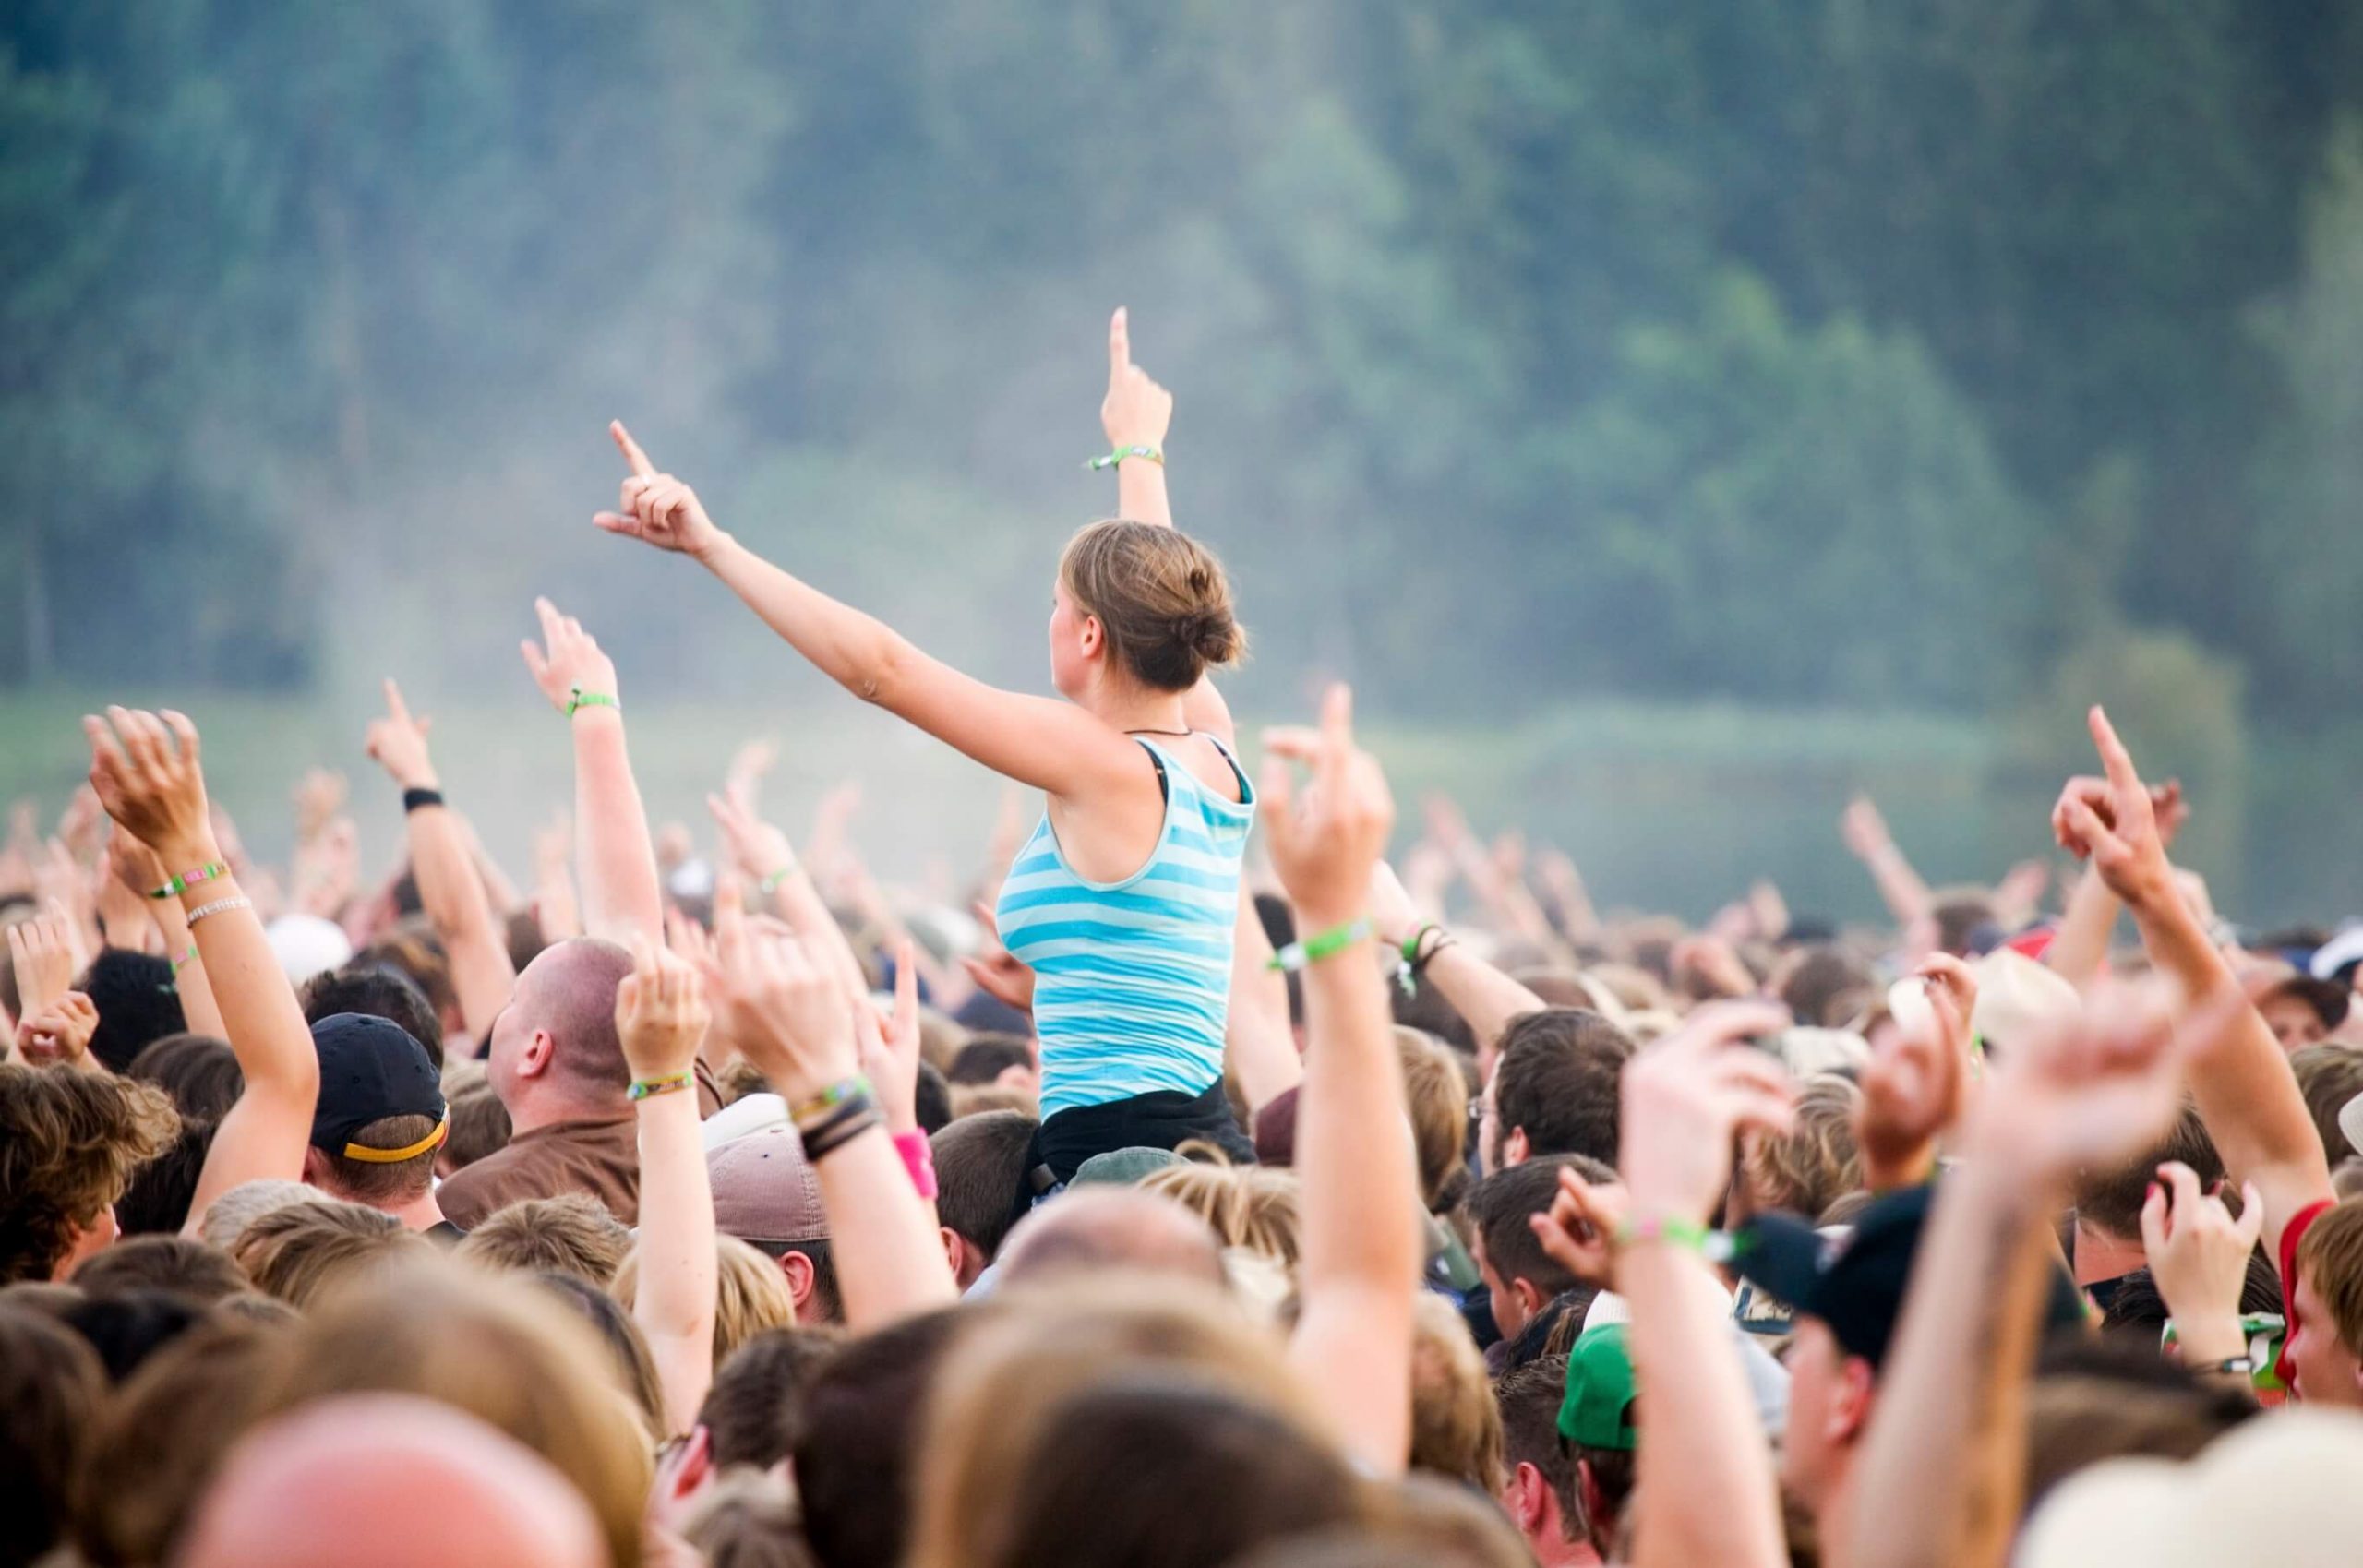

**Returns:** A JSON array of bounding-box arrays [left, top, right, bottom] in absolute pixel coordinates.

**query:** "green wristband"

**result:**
[[1268, 917, 1374, 974], [1614, 1215, 1746, 1264], [566, 684, 620, 719], [628, 1071, 693, 1102], [1086, 444, 1163, 472], [150, 861, 230, 900]]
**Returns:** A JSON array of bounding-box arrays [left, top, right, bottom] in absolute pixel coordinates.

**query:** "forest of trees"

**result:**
[[6, 3, 2363, 913]]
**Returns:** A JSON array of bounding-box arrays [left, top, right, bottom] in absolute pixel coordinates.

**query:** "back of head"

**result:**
[[1740, 1075, 1865, 1219], [2076, 1105, 2223, 1242], [198, 1178, 331, 1251], [74, 1314, 290, 1567], [2025, 1335, 2257, 1512], [2292, 1045, 2363, 1165], [69, 1233, 246, 1303], [615, 1234, 795, 1371], [793, 1307, 977, 1568], [529, 1270, 667, 1441], [305, 962, 447, 1071], [995, 1186, 1227, 1289], [1059, 518, 1246, 692], [231, 1199, 430, 1309], [946, 1034, 1036, 1087], [929, 1109, 1038, 1262], [702, 1327, 843, 1471], [1493, 1011, 1635, 1166], [58, 1287, 205, 1382], [1777, 946, 1877, 1029], [441, 1062, 513, 1171], [1469, 1154, 1613, 1300], [682, 1470, 810, 1568], [0, 1303, 107, 1566], [78, 947, 186, 1071], [267, 1256, 653, 1568], [1493, 1354, 1577, 1534], [0, 1062, 179, 1284], [177, 1394, 610, 1568], [126, 1031, 245, 1119], [1140, 1154, 1304, 1269], [1409, 1292, 1503, 1491], [113, 1112, 218, 1236], [1396, 1029, 1471, 1212], [458, 1192, 633, 1285], [518, 938, 636, 1098]]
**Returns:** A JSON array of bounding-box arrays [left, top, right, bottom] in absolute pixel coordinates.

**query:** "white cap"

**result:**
[[2310, 926, 2363, 982], [1967, 949, 2081, 1051], [264, 914, 354, 987], [2019, 1408, 2363, 1568]]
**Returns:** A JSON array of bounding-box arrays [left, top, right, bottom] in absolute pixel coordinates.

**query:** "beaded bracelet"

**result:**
[[170, 945, 200, 976], [150, 861, 230, 901], [566, 684, 620, 719], [1085, 444, 1164, 472], [629, 1071, 695, 1102], [789, 1076, 872, 1126], [1613, 1215, 1745, 1265], [185, 895, 255, 928], [1268, 917, 1375, 975]]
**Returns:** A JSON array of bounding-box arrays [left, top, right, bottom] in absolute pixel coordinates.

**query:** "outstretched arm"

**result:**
[[594, 425, 1139, 798], [618, 935, 718, 1435], [85, 709, 318, 1235], [1225, 885, 1303, 1116], [2054, 708, 2331, 1259], [366, 681, 515, 1041], [1842, 796, 1934, 934], [1265, 688, 1423, 1475], [521, 600, 665, 948], [1368, 860, 1547, 1078]]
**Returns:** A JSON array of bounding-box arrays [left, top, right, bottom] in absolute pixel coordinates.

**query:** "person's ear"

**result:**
[[300, 1146, 330, 1186], [1504, 1460, 1548, 1533], [1513, 1276, 1546, 1324], [994, 1062, 1037, 1095], [518, 1028, 557, 1081], [1578, 1458, 1608, 1544], [777, 1250, 817, 1313], [1832, 1353, 1877, 1444], [940, 1227, 971, 1288], [1079, 613, 1105, 660], [1504, 1126, 1531, 1167]]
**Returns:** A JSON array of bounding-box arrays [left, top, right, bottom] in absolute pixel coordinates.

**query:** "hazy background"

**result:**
[[6, 2, 2363, 926]]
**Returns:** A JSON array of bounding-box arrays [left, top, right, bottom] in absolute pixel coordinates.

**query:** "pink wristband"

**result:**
[[892, 1129, 938, 1201]]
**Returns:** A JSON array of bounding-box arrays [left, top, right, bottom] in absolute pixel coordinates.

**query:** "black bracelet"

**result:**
[[402, 787, 447, 813], [801, 1106, 884, 1164], [795, 1089, 879, 1147]]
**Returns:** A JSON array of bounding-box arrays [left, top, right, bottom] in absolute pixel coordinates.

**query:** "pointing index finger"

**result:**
[[2088, 706, 2141, 796], [610, 420, 656, 479], [1109, 307, 1131, 377], [382, 678, 411, 725]]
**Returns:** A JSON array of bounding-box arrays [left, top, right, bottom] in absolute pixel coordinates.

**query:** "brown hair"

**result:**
[[2075, 1104, 2223, 1240], [0, 1063, 180, 1283], [457, 1192, 631, 1285], [1140, 1149, 1304, 1268], [318, 1112, 443, 1204], [2293, 1046, 2363, 1165], [682, 1469, 815, 1568], [1492, 1011, 1635, 1167], [126, 1031, 245, 1119], [701, 1325, 844, 1470], [1739, 1075, 1865, 1220], [73, 1315, 291, 1567], [1059, 519, 1246, 692], [1409, 1291, 1504, 1491], [1469, 1154, 1614, 1299], [68, 1233, 247, 1302], [265, 1257, 654, 1568], [530, 1268, 669, 1440], [439, 1063, 514, 1172], [231, 1200, 432, 1309], [908, 1281, 1347, 1568], [1397, 1028, 1471, 1212], [2296, 1196, 2363, 1355], [0, 1305, 108, 1566], [613, 1234, 798, 1369], [1494, 1355, 1580, 1543]]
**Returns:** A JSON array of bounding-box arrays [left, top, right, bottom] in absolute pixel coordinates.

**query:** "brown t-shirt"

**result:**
[[437, 1066, 723, 1231]]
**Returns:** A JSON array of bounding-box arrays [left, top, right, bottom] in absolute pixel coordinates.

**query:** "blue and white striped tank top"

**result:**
[[994, 736, 1255, 1119]]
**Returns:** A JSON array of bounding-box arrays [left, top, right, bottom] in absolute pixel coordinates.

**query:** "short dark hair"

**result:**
[[702, 1327, 844, 1469], [58, 1288, 205, 1383], [113, 1117, 217, 1237], [0, 1305, 107, 1566], [441, 1072, 511, 1171], [303, 964, 445, 1071], [2075, 1104, 2223, 1240], [2293, 1046, 2363, 1165], [318, 1113, 441, 1206], [930, 1110, 1038, 1262], [1495, 1356, 1579, 1545], [78, 950, 187, 1073], [1469, 1155, 1614, 1299], [126, 1033, 244, 1120], [946, 1035, 1035, 1087], [2098, 1255, 2283, 1339], [791, 1307, 974, 1568], [1777, 948, 1876, 1030], [67, 1234, 246, 1304], [1493, 1011, 1635, 1167], [914, 1060, 952, 1135]]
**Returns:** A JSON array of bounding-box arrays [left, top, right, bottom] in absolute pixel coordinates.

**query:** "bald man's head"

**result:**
[[486, 940, 633, 1113], [996, 1187, 1227, 1288], [178, 1395, 609, 1568]]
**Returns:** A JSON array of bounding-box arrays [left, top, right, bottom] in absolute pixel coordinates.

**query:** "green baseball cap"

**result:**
[[1555, 1323, 1637, 1452]]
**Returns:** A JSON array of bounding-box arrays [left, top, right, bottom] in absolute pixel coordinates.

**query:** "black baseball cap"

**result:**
[[309, 1012, 448, 1162], [1735, 1184, 2084, 1370]]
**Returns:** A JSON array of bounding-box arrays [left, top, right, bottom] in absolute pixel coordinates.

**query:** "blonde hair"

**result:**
[[908, 1279, 1350, 1568], [1739, 1075, 1865, 1221], [1407, 1292, 1504, 1491], [267, 1256, 654, 1568], [230, 1198, 434, 1309], [457, 1192, 632, 1286], [1059, 519, 1245, 691], [0, 1063, 179, 1283], [198, 1179, 330, 1251], [1140, 1147, 1303, 1268], [1395, 1028, 1470, 1212], [612, 1233, 797, 1368]]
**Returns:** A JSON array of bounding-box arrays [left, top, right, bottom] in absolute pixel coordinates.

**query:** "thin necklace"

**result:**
[[1124, 726, 1193, 737]]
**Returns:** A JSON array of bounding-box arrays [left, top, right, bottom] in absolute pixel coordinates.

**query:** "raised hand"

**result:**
[[1841, 796, 1893, 861], [714, 879, 859, 1102], [1260, 685, 1396, 930], [292, 768, 349, 845], [519, 597, 620, 715], [1619, 1000, 1796, 1228], [706, 791, 795, 887], [1529, 1163, 1631, 1287], [15, 990, 99, 1069], [1100, 306, 1173, 451], [2141, 1162, 2265, 1348], [1961, 976, 2199, 1180], [2051, 707, 2173, 911], [858, 936, 923, 1133], [1365, 860, 1422, 948], [84, 708, 218, 870], [616, 933, 712, 1084], [1859, 959, 1973, 1189], [7, 899, 82, 1019], [2150, 779, 2190, 850], [592, 422, 726, 559], [724, 739, 778, 814], [364, 679, 440, 791], [961, 900, 1036, 1016]]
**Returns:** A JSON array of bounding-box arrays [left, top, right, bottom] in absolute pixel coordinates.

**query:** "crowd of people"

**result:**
[[6, 311, 2363, 1568]]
